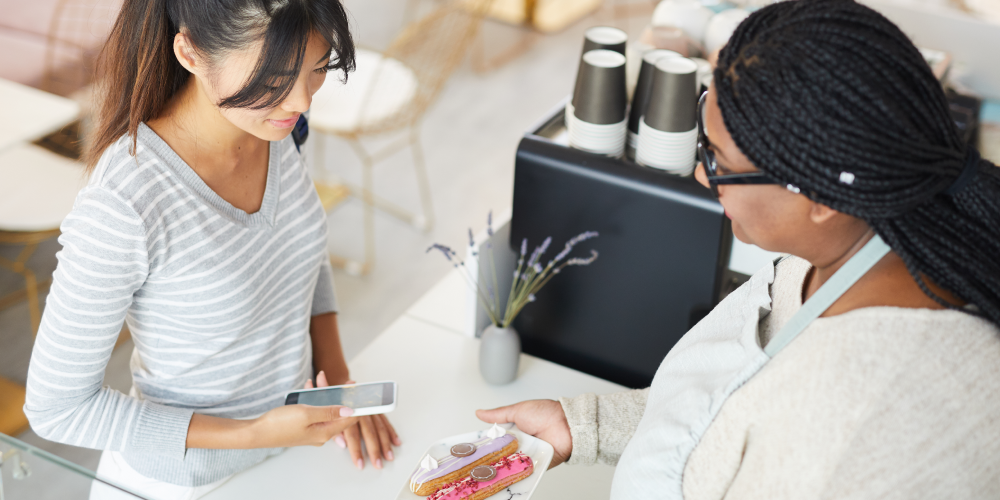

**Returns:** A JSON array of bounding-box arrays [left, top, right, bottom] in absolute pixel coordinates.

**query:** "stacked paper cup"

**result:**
[[567, 27, 628, 135], [627, 49, 682, 160], [569, 49, 629, 157], [636, 57, 699, 174]]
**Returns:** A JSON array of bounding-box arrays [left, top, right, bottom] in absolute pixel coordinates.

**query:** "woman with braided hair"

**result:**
[[477, 0, 1000, 498]]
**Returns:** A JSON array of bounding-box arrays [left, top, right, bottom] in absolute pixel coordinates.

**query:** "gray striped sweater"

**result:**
[[24, 123, 338, 486]]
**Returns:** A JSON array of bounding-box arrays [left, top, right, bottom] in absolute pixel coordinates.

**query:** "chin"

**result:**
[[252, 125, 294, 143]]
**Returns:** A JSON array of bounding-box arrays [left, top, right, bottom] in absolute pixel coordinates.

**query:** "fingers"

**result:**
[[303, 405, 353, 424], [359, 416, 383, 469], [344, 422, 364, 470], [304, 378, 314, 389], [317, 371, 329, 387], [372, 414, 395, 461], [475, 403, 520, 425], [381, 414, 402, 446]]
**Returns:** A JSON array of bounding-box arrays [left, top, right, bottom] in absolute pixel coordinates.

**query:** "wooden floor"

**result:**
[[0, 376, 28, 436]]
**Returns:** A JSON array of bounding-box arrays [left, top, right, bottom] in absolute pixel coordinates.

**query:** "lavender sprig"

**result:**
[[429, 213, 599, 328]]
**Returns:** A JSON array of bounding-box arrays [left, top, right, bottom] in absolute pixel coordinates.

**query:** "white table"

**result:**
[[203, 272, 625, 500], [0, 78, 80, 153]]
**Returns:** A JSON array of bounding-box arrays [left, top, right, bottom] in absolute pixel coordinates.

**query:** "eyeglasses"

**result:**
[[697, 91, 782, 197]]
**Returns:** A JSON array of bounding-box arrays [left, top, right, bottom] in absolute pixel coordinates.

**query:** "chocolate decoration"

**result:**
[[450, 443, 477, 457], [470, 465, 497, 482]]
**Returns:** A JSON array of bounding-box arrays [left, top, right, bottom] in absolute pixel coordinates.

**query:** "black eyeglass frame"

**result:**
[[697, 91, 782, 197]]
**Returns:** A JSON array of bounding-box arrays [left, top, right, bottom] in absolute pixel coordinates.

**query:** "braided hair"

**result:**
[[715, 0, 1000, 325]]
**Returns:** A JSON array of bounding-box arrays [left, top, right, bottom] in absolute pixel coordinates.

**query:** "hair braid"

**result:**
[[714, 0, 1000, 325]]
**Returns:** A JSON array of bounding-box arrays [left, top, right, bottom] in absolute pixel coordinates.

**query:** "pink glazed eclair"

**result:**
[[409, 434, 518, 496], [426, 453, 534, 500]]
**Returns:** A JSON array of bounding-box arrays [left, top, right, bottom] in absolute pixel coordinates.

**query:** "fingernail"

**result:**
[[340, 407, 354, 417], [375, 458, 382, 469], [335, 436, 346, 448], [386, 450, 394, 461], [318, 370, 325, 377], [356, 458, 364, 470]]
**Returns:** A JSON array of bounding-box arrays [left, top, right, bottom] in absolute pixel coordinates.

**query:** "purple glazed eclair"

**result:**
[[410, 426, 518, 496]]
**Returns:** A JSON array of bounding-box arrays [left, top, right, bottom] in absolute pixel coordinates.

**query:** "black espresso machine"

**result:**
[[507, 100, 743, 389]]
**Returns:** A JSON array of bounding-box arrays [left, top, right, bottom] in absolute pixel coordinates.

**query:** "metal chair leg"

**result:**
[[409, 125, 435, 232], [0, 242, 43, 335]]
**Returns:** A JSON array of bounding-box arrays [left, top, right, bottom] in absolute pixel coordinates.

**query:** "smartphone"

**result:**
[[284, 381, 397, 416]]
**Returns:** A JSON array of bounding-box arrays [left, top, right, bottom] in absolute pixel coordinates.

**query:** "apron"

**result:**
[[610, 235, 891, 499]]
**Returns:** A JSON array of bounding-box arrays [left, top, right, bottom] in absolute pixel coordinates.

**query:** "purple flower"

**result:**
[[487, 211, 493, 237], [520, 239, 527, 257], [427, 243, 456, 261], [528, 294, 536, 302], [533, 263, 542, 274], [528, 236, 552, 267], [553, 231, 599, 264], [566, 250, 599, 266]]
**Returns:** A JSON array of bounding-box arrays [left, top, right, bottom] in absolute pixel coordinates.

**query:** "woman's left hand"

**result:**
[[305, 371, 402, 470]]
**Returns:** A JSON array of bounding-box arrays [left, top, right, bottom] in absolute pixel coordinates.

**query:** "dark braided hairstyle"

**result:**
[[714, 0, 1000, 325]]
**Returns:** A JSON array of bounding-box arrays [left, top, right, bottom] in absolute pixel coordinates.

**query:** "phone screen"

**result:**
[[295, 383, 392, 408]]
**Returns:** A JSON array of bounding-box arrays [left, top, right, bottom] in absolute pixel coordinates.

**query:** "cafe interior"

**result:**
[[1, 0, 999, 498]]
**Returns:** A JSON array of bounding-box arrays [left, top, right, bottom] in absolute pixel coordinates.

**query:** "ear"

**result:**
[[173, 32, 201, 75], [808, 200, 840, 225]]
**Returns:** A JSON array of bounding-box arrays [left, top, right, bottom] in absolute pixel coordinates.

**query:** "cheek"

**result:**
[[720, 187, 790, 250]]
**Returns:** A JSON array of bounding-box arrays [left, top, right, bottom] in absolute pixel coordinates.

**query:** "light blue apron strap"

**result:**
[[764, 235, 891, 357]]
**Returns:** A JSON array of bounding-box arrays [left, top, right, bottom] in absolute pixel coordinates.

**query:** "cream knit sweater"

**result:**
[[560, 256, 1000, 499]]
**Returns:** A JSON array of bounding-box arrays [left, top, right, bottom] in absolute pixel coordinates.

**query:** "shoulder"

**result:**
[[87, 126, 170, 210]]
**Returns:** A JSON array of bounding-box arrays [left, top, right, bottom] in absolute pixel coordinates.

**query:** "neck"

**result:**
[[802, 229, 875, 304], [152, 76, 266, 172]]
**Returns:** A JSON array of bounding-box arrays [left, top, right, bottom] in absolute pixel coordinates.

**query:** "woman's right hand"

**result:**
[[248, 401, 357, 449], [476, 400, 572, 468]]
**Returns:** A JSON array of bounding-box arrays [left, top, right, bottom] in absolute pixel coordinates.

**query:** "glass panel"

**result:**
[[0, 433, 147, 500]]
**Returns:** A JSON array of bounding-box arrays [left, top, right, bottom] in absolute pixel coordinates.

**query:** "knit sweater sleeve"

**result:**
[[23, 187, 193, 461], [311, 254, 338, 316], [559, 388, 650, 466]]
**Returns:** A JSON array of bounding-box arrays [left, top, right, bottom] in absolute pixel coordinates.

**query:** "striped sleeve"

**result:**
[[311, 254, 338, 316], [24, 186, 194, 461]]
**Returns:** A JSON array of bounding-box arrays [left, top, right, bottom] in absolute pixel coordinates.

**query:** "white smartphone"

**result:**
[[284, 380, 397, 416]]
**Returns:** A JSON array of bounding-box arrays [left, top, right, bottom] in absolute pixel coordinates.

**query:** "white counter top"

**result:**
[[203, 273, 625, 500]]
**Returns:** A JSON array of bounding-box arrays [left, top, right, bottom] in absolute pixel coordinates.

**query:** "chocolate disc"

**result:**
[[470, 465, 497, 482], [450, 443, 477, 457]]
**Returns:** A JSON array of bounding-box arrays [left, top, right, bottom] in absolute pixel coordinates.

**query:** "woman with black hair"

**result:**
[[478, 0, 1000, 497], [24, 0, 400, 497]]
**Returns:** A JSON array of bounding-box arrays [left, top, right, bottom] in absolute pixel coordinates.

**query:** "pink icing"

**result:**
[[427, 453, 533, 500]]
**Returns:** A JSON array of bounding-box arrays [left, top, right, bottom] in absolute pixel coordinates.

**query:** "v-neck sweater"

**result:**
[[560, 256, 1000, 498], [25, 124, 338, 486]]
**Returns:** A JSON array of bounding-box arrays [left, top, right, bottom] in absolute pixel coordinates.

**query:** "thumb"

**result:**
[[475, 404, 520, 425]]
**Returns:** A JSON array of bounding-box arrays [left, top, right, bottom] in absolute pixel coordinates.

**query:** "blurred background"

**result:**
[[1, 0, 998, 496]]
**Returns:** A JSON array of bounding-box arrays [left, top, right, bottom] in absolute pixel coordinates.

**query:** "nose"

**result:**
[[282, 76, 312, 114]]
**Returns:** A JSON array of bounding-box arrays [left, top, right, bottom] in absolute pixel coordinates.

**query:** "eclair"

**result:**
[[426, 452, 534, 500], [409, 425, 518, 496]]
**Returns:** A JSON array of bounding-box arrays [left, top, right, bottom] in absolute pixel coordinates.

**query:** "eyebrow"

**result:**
[[317, 53, 331, 64]]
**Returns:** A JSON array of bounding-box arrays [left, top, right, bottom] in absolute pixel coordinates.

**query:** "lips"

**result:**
[[268, 115, 299, 128]]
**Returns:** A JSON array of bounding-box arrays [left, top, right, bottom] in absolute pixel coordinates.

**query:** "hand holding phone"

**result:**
[[247, 402, 358, 448]]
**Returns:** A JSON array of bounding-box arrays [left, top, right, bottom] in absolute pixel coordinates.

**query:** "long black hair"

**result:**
[[714, 0, 1000, 325], [86, 0, 355, 169]]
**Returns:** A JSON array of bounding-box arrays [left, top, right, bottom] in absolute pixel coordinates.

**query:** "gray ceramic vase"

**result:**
[[479, 324, 521, 385]]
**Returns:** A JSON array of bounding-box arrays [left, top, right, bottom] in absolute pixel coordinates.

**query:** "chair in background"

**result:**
[[40, 0, 121, 155], [0, 143, 88, 437], [309, 0, 492, 276]]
